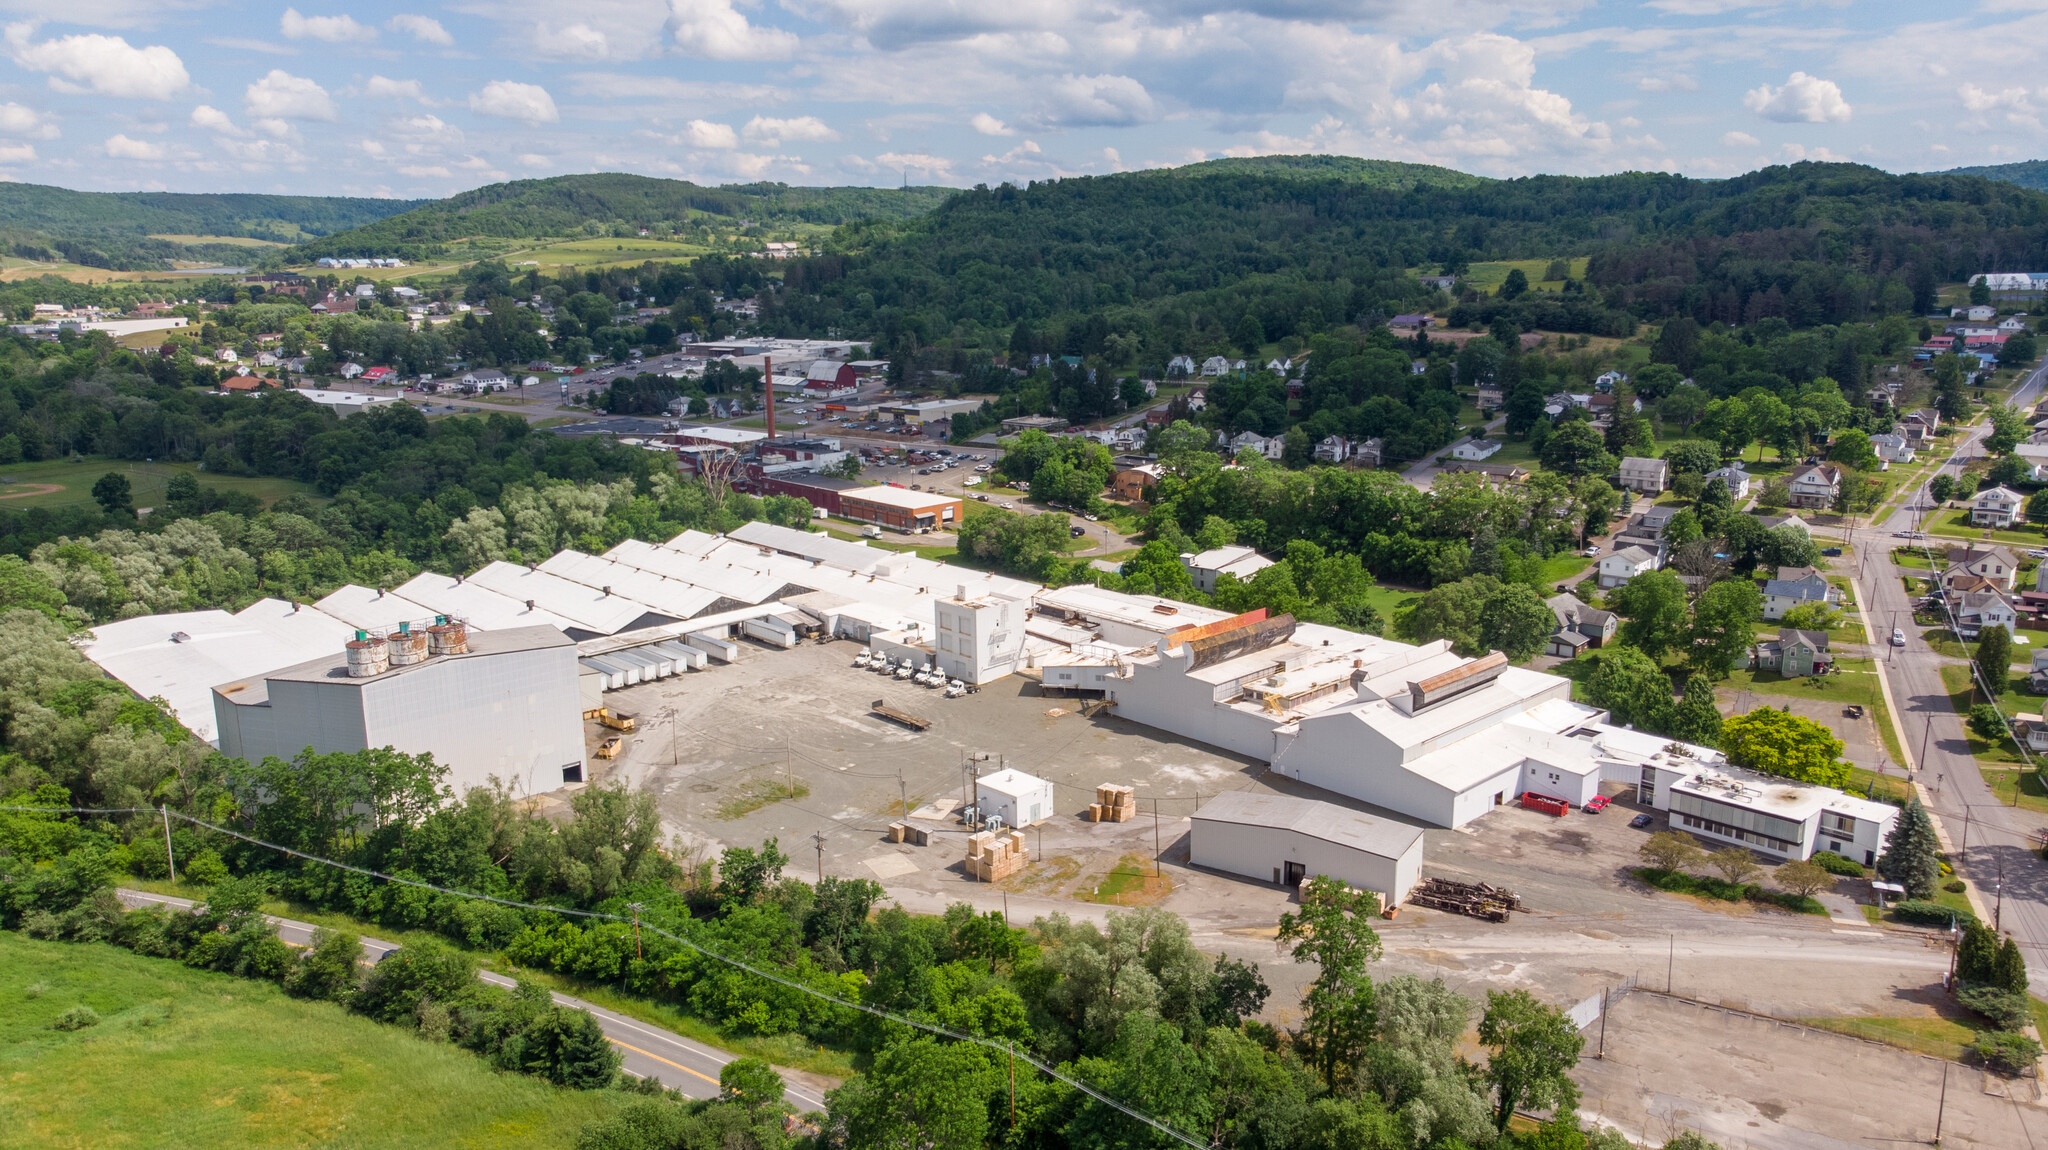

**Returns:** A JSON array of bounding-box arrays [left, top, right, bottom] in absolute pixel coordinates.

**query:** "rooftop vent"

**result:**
[[170, 631, 190, 644], [1152, 604, 1178, 615]]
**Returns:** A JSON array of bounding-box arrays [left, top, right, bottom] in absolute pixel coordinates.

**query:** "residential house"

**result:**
[[219, 374, 267, 392], [1944, 545, 2018, 592], [1186, 387, 1207, 412], [1545, 593, 1616, 654], [1956, 589, 2019, 637], [1542, 392, 1592, 416], [1166, 354, 1196, 378], [1754, 512, 1810, 535], [361, 366, 394, 384], [462, 369, 510, 391], [1418, 275, 1457, 290], [1111, 464, 1163, 501], [1870, 433, 1915, 465], [1612, 505, 1680, 561], [2013, 714, 2048, 753], [1973, 485, 2025, 528], [1477, 383, 1505, 411], [2016, 443, 2048, 482], [1313, 435, 1353, 464], [1752, 627, 1833, 676], [1265, 358, 1293, 376], [2029, 649, 2048, 694], [1350, 438, 1385, 469], [1899, 409, 1941, 445], [337, 362, 364, 379], [1594, 370, 1627, 392], [1448, 437, 1502, 462], [1223, 430, 1282, 460], [1761, 566, 1844, 620], [1201, 356, 1231, 377], [1953, 304, 1997, 322], [1597, 546, 1658, 589], [2000, 316, 2030, 333], [1786, 464, 1842, 510], [254, 351, 282, 368], [1617, 456, 1668, 494], [1180, 546, 1276, 594], [1705, 465, 1752, 498]]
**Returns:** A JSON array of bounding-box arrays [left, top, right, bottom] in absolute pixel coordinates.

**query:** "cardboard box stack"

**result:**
[[966, 828, 1028, 881], [1088, 783, 1137, 823], [886, 822, 930, 846]]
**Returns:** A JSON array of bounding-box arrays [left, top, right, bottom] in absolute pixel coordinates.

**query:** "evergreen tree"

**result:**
[[1995, 935, 2030, 995], [1876, 798, 1942, 900], [1975, 626, 2012, 697], [1667, 674, 1723, 746], [1958, 921, 2000, 984]]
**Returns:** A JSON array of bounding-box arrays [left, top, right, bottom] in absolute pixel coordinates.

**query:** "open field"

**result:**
[[0, 458, 317, 511], [1454, 257, 1589, 294], [147, 234, 290, 248], [517, 236, 712, 268], [0, 931, 619, 1150]]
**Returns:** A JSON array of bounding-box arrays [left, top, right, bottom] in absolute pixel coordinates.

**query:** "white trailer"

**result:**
[[741, 616, 797, 649], [683, 630, 740, 663]]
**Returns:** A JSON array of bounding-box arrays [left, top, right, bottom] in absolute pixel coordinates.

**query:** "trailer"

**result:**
[[682, 630, 740, 663], [870, 699, 933, 732], [1518, 792, 1570, 817], [1404, 877, 1521, 923], [650, 640, 706, 671], [740, 616, 797, 649]]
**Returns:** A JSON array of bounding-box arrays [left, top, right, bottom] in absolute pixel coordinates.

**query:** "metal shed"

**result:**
[[975, 768, 1056, 828], [1190, 791, 1423, 908]]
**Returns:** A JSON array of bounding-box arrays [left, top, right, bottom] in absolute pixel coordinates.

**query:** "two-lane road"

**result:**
[[115, 888, 830, 1112]]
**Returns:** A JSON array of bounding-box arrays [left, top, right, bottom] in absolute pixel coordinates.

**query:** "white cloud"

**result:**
[[1638, 75, 1697, 92], [742, 115, 835, 145], [518, 153, 550, 166], [399, 164, 451, 178], [873, 151, 954, 180], [205, 37, 297, 55], [683, 119, 738, 148], [1029, 74, 1156, 128], [0, 143, 35, 163], [253, 118, 297, 139], [245, 70, 338, 121], [190, 105, 244, 135], [104, 133, 163, 159], [281, 8, 376, 43], [4, 26, 188, 100], [388, 14, 453, 46], [971, 112, 1013, 136], [1744, 71, 1851, 123], [540, 22, 611, 60], [667, 0, 798, 61], [469, 80, 559, 123], [365, 76, 426, 101], [0, 103, 56, 139], [1960, 83, 2033, 115], [1721, 130, 1760, 146]]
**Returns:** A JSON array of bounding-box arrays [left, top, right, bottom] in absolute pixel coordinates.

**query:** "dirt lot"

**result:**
[[1577, 992, 2044, 1150]]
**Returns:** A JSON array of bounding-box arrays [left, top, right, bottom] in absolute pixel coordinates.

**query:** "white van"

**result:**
[[862, 524, 882, 538]]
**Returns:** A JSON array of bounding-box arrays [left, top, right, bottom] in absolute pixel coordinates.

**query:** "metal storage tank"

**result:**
[[428, 618, 469, 656], [386, 624, 428, 666], [345, 633, 389, 677]]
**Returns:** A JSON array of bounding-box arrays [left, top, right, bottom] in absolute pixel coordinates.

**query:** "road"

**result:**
[[1848, 360, 2048, 986], [114, 888, 830, 1112]]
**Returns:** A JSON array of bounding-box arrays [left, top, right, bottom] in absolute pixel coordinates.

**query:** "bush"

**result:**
[[1891, 899, 1977, 928], [1944, 879, 1968, 894], [51, 1004, 100, 1031], [1632, 868, 1825, 915], [1810, 851, 1865, 877], [181, 849, 229, 887], [1972, 1030, 2044, 1076], [1957, 984, 2032, 1031]]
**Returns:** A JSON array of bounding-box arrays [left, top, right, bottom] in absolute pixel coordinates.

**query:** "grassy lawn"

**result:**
[[0, 458, 317, 511], [1982, 766, 2048, 814], [0, 931, 619, 1149], [1534, 553, 1592, 587], [1926, 508, 2043, 548], [1937, 663, 2034, 766], [1891, 548, 1936, 571], [1798, 1012, 1993, 1062], [1722, 658, 1905, 762], [1459, 257, 1589, 294], [1361, 583, 1428, 626], [1841, 763, 1913, 806]]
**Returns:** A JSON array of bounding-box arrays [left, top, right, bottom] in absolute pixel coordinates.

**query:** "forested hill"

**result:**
[[1162, 154, 1486, 189], [0, 183, 424, 270], [767, 161, 2048, 348], [1940, 159, 2048, 193], [286, 173, 954, 261]]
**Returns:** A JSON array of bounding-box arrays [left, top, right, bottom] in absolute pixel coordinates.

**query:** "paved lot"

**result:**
[[1576, 991, 2043, 1150]]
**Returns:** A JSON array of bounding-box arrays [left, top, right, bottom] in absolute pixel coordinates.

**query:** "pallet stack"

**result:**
[[886, 822, 930, 846], [1087, 784, 1137, 823], [965, 828, 1028, 881]]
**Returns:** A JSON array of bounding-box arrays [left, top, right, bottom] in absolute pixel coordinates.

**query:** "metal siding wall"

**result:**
[[359, 646, 583, 796]]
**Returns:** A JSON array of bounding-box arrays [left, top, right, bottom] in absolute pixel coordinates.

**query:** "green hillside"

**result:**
[[0, 184, 423, 271], [1939, 159, 2048, 193], [286, 172, 955, 262], [1167, 154, 1487, 189], [0, 931, 618, 1148]]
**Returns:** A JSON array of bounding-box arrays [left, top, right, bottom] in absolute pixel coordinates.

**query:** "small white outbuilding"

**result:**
[[975, 768, 1056, 828], [1190, 791, 1424, 908]]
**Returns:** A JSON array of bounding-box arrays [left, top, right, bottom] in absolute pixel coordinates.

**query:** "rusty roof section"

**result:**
[[1183, 612, 1296, 669], [1408, 650, 1508, 710]]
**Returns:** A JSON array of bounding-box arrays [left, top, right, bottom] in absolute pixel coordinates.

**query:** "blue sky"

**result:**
[[0, 1, 2040, 197]]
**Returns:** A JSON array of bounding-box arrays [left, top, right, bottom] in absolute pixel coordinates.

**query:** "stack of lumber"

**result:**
[[1088, 784, 1137, 823], [966, 828, 1028, 881]]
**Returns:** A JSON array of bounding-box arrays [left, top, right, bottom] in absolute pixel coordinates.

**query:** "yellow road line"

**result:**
[[607, 1037, 721, 1088]]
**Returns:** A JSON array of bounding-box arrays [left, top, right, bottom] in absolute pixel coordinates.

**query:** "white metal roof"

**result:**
[[839, 485, 961, 512], [1193, 790, 1423, 860], [389, 572, 581, 633], [975, 768, 1051, 798], [313, 584, 440, 632], [465, 562, 667, 635], [725, 521, 885, 573], [538, 550, 726, 619], [79, 598, 354, 745]]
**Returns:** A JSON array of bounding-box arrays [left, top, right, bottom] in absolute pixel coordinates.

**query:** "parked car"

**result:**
[[1070, 526, 1086, 538], [1582, 545, 1600, 557], [1583, 795, 1610, 813], [1891, 628, 1906, 647], [1821, 547, 1842, 556], [1628, 813, 1654, 829]]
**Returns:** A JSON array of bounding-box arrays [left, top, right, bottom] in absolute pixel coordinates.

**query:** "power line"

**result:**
[[2, 804, 1210, 1149]]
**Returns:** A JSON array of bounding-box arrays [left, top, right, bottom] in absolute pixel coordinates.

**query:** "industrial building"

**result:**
[[838, 486, 963, 532], [1190, 790, 1423, 907], [975, 768, 1055, 828], [1634, 749, 1898, 865], [213, 623, 586, 796]]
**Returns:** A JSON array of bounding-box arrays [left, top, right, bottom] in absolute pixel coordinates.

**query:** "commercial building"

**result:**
[[752, 471, 866, 516], [1190, 790, 1423, 907], [212, 623, 586, 796], [840, 486, 964, 532], [1636, 756, 1897, 865]]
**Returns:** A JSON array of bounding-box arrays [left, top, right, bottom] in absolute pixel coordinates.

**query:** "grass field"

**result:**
[[1928, 508, 2043, 547], [0, 931, 618, 1150], [1798, 1012, 1992, 1062], [0, 458, 317, 511], [1457, 257, 1589, 294], [1937, 663, 2034, 766], [519, 237, 712, 268], [147, 234, 290, 248]]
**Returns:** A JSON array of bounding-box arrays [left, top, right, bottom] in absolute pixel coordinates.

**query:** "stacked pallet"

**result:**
[[886, 822, 930, 846], [966, 828, 1028, 881], [1087, 784, 1137, 823]]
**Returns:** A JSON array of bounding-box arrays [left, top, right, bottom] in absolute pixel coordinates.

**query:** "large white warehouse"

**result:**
[[1190, 790, 1423, 908]]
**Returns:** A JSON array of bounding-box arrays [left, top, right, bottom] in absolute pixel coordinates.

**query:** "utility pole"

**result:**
[[1152, 797, 1161, 877], [629, 902, 643, 961], [1597, 985, 1609, 1059], [160, 806, 176, 884], [814, 831, 827, 884], [1933, 1060, 1950, 1146], [1667, 934, 1675, 994], [1995, 855, 2005, 932], [898, 768, 907, 819]]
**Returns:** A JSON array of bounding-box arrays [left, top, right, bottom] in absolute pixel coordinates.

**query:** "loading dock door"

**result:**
[[1283, 860, 1306, 887]]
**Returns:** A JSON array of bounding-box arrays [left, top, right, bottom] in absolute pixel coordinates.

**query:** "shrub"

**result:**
[[1633, 868, 1825, 915], [1944, 879, 1968, 894], [1810, 851, 1864, 877], [1973, 1030, 2044, 1076], [1891, 899, 1976, 928], [1957, 984, 2032, 1031], [283, 928, 363, 1003], [181, 849, 229, 887], [51, 1004, 100, 1031]]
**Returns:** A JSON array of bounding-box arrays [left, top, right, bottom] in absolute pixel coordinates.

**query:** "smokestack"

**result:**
[[764, 353, 774, 442]]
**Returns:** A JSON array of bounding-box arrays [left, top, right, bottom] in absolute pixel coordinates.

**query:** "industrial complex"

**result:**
[[76, 517, 1895, 899]]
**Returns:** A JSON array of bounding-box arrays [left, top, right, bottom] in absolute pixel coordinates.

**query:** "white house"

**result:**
[[1972, 485, 2025, 528], [1594, 370, 1627, 392], [1181, 546, 1277, 594], [1870, 433, 1915, 465], [1617, 456, 1668, 494], [1761, 566, 1843, 620], [1314, 435, 1353, 464], [1953, 304, 1997, 322], [1167, 354, 1196, 377], [1201, 356, 1231, 376], [1705, 466, 1751, 498], [1786, 464, 1842, 510], [1944, 545, 2018, 592], [2001, 316, 2030, 333], [1223, 430, 1283, 460], [1956, 589, 2018, 637], [1448, 437, 1502, 462], [2016, 443, 2048, 482], [1597, 545, 1658, 588], [337, 361, 364, 379]]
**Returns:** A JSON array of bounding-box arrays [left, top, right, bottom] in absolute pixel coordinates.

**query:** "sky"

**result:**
[[0, 1, 2041, 199]]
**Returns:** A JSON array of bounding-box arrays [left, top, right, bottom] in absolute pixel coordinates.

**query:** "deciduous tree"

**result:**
[[1719, 707, 1850, 787], [1478, 989, 1583, 1131]]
